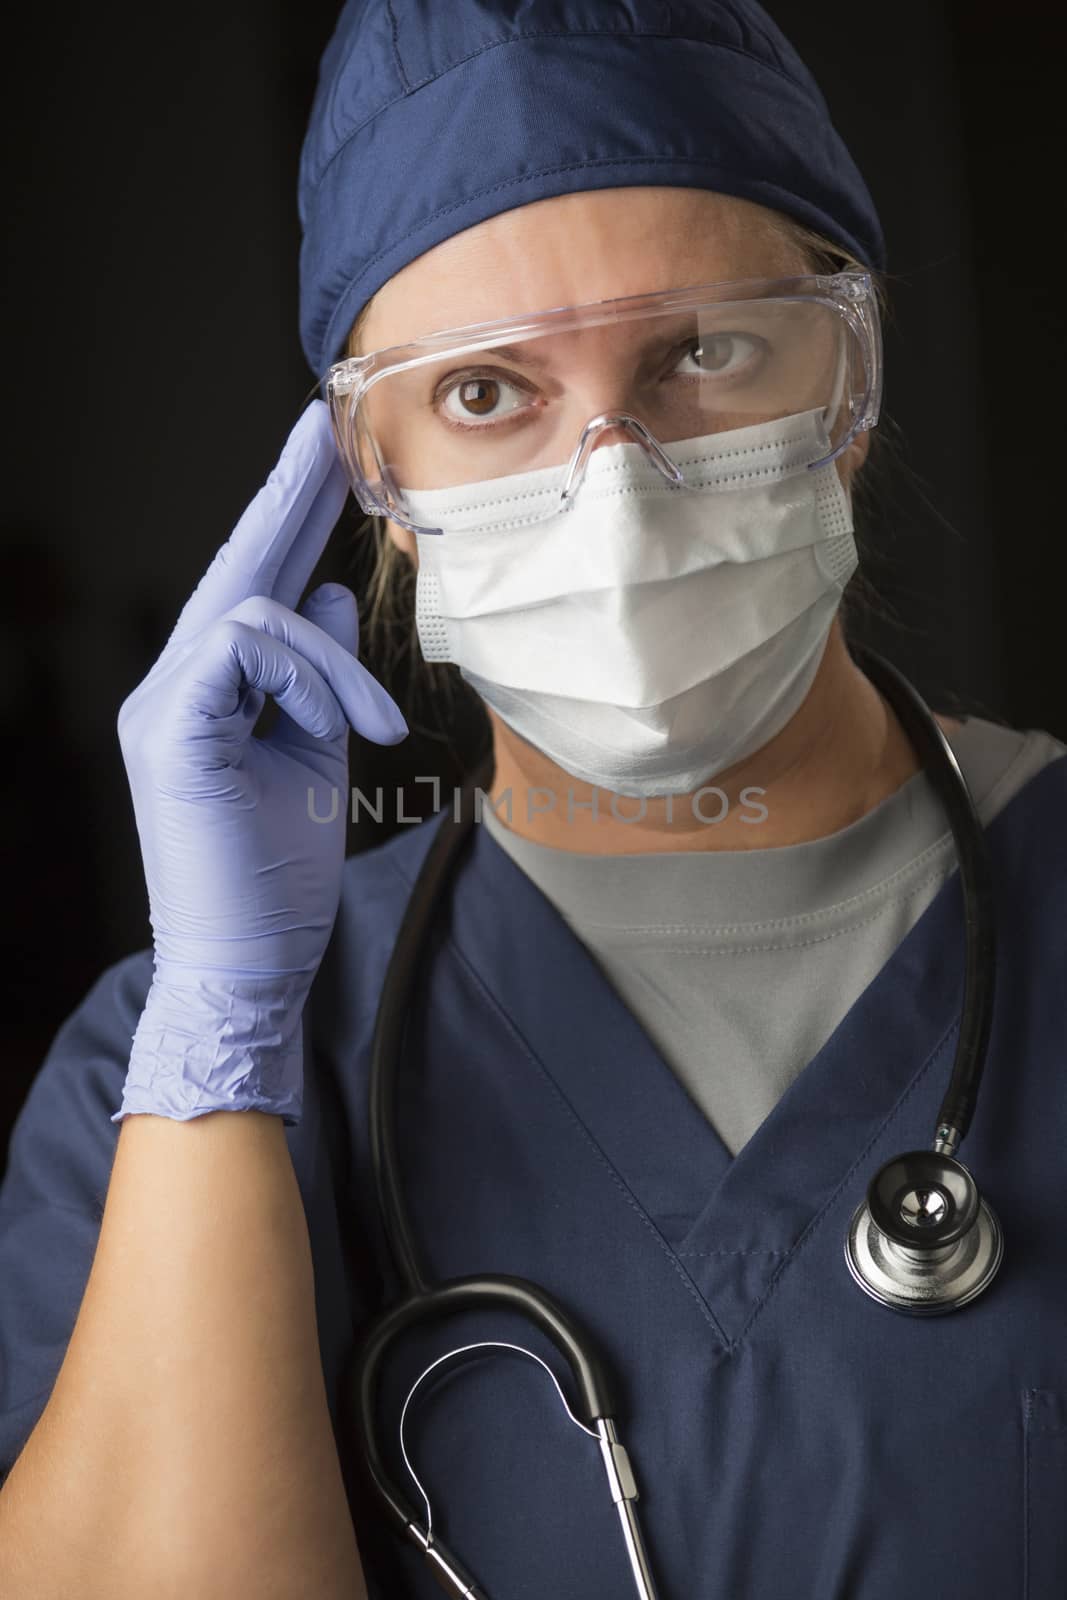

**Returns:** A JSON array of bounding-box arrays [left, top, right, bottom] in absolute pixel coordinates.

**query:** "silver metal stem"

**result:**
[[403, 1521, 489, 1598], [595, 1418, 662, 1600]]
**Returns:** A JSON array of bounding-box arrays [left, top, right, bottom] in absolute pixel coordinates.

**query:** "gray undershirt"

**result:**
[[480, 718, 1066, 1156]]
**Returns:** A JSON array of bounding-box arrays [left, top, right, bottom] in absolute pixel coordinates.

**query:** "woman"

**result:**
[[1, 3, 1065, 1597]]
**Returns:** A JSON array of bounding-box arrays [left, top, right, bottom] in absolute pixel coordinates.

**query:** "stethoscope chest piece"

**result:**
[[844, 1150, 1004, 1314]]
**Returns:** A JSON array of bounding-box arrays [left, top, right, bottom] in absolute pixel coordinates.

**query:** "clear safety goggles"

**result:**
[[324, 270, 882, 537]]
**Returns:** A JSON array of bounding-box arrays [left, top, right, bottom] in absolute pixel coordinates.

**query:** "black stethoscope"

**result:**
[[339, 645, 1002, 1600]]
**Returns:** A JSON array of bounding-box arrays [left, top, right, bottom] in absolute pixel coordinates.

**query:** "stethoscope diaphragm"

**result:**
[[844, 1150, 1004, 1314]]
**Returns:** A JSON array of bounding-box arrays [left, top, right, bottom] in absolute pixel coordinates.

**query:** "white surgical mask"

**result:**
[[408, 408, 857, 796]]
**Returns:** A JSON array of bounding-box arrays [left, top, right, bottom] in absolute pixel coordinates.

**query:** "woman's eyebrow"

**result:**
[[463, 326, 695, 369], [468, 342, 553, 368]]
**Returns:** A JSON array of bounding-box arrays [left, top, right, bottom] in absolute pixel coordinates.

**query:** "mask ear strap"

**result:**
[[559, 411, 683, 507]]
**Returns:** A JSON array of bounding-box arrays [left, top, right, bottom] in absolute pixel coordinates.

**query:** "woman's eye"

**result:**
[[674, 333, 763, 377], [437, 373, 530, 426]]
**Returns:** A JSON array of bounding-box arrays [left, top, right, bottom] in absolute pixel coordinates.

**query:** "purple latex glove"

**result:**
[[113, 400, 407, 1126]]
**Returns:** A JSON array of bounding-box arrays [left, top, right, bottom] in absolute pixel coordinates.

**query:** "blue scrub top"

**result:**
[[2, 754, 1066, 1598]]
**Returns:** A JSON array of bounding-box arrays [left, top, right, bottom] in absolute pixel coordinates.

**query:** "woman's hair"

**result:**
[[334, 212, 901, 747]]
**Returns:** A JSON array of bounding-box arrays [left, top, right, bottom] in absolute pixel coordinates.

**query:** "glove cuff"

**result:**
[[112, 972, 310, 1128]]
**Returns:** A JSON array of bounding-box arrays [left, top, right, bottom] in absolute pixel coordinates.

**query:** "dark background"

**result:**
[[1, 2, 1062, 1175]]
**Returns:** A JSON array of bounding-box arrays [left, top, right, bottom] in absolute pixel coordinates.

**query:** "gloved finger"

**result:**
[[263, 583, 362, 759], [298, 581, 360, 657], [174, 597, 407, 748], [270, 457, 351, 614], [165, 401, 343, 650]]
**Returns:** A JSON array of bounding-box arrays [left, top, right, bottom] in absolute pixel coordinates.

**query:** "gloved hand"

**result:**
[[112, 400, 407, 1126]]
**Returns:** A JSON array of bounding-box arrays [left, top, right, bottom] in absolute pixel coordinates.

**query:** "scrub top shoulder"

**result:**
[[2, 733, 1066, 1597]]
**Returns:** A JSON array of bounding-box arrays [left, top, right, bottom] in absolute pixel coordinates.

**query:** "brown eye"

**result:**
[[457, 378, 500, 415], [437, 369, 530, 428]]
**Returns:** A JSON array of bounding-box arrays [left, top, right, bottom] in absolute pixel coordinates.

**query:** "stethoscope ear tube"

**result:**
[[342, 1274, 634, 1597], [349, 1273, 619, 1451]]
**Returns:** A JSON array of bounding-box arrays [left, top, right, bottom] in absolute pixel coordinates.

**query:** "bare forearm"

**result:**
[[0, 1110, 367, 1600]]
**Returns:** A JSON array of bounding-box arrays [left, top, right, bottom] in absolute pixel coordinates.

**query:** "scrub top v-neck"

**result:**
[[477, 716, 1064, 1159]]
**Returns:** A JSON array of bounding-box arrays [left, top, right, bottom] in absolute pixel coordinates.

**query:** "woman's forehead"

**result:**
[[359, 187, 807, 350]]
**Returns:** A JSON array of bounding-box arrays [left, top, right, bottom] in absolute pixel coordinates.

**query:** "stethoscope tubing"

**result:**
[[849, 645, 996, 1148]]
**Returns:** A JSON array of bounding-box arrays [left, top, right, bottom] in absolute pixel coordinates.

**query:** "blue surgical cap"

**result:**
[[297, 0, 886, 379]]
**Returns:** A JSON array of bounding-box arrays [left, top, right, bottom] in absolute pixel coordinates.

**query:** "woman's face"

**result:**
[[357, 186, 870, 553]]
